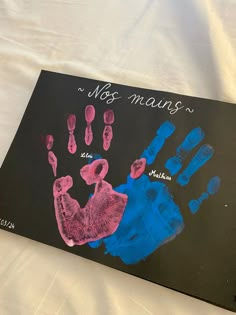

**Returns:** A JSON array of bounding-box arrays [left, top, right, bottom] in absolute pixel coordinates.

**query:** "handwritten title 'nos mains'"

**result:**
[[78, 82, 194, 115]]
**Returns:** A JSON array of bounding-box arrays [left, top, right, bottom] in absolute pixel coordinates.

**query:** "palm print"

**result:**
[[45, 107, 220, 264]]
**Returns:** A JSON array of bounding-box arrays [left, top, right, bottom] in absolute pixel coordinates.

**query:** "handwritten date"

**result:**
[[0, 219, 15, 229]]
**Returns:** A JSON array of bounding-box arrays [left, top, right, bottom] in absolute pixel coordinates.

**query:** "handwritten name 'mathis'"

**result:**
[[79, 82, 194, 115]]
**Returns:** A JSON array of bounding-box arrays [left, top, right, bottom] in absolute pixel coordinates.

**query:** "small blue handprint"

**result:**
[[89, 121, 220, 264]]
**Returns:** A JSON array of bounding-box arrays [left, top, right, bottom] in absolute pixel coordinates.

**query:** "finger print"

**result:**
[[103, 125, 113, 151], [177, 144, 214, 186], [85, 105, 95, 145], [104, 109, 114, 124], [140, 121, 175, 165], [130, 158, 146, 179], [188, 176, 221, 213], [165, 127, 205, 175], [45, 134, 54, 150], [48, 150, 57, 177], [80, 159, 109, 185], [103, 109, 114, 151], [45, 134, 57, 177], [67, 114, 77, 154]]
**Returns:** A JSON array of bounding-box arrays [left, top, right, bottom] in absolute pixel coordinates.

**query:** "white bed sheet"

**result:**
[[0, 1, 235, 314]]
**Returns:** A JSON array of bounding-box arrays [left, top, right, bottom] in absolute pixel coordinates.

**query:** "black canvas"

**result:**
[[0, 70, 235, 312]]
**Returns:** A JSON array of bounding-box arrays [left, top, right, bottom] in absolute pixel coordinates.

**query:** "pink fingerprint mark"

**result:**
[[85, 105, 95, 146], [48, 151, 57, 177], [45, 134, 54, 150], [67, 114, 77, 154], [130, 158, 146, 179], [53, 159, 128, 246], [45, 135, 57, 177], [80, 159, 109, 185], [103, 109, 114, 151]]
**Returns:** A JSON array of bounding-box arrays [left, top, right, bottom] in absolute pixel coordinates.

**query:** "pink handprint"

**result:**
[[53, 159, 128, 246], [45, 106, 125, 245]]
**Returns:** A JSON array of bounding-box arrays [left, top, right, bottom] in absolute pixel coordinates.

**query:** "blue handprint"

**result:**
[[89, 121, 221, 264]]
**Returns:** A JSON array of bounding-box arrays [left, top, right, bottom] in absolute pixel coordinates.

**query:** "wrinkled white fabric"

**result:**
[[0, 1, 235, 314]]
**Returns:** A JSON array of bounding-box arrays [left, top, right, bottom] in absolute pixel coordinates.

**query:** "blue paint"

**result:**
[[188, 193, 208, 214], [88, 122, 220, 264], [88, 153, 102, 164], [107, 176, 184, 264], [88, 239, 102, 248], [90, 173, 184, 264], [188, 200, 200, 214], [177, 144, 214, 186], [198, 192, 208, 203], [165, 127, 205, 175], [188, 176, 221, 214], [207, 176, 221, 195], [141, 121, 175, 165]]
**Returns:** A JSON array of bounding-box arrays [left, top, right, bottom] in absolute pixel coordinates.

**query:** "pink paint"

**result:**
[[45, 135, 54, 150], [103, 125, 113, 151], [104, 109, 114, 124], [67, 114, 77, 154], [53, 175, 73, 198], [67, 114, 76, 131], [130, 158, 146, 179], [80, 159, 109, 185], [68, 134, 77, 154], [48, 151, 57, 177], [103, 109, 114, 151], [85, 105, 95, 146], [53, 159, 128, 246], [85, 125, 93, 146], [85, 105, 95, 123]]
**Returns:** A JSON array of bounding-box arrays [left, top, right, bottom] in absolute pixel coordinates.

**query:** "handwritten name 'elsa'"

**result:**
[[149, 170, 171, 181]]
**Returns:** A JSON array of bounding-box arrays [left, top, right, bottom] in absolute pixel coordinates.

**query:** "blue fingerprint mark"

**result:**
[[141, 121, 175, 165], [207, 176, 221, 195], [177, 144, 214, 186], [165, 127, 205, 175], [188, 176, 221, 214]]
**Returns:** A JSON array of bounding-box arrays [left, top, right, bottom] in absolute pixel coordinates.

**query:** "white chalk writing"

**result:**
[[77, 82, 195, 115], [149, 170, 172, 181], [88, 83, 122, 104], [0, 218, 15, 229], [81, 152, 93, 158]]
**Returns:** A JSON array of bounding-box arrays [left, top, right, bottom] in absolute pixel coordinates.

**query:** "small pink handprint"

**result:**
[[53, 159, 128, 246], [45, 106, 128, 245]]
